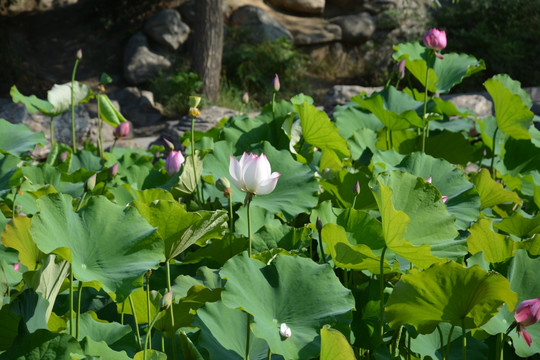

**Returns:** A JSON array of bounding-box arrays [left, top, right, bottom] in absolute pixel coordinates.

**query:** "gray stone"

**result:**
[[327, 0, 364, 12], [266, 0, 325, 15], [124, 32, 172, 85], [330, 13, 376, 43], [144, 9, 190, 51], [230, 6, 292, 43], [323, 85, 383, 110], [162, 106, 238, 149], [441, 93, 493, 119], [110, 87, 164, 128], [292, 23, 342, 45]]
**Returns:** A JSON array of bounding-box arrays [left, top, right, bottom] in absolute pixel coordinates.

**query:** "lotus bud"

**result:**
[[242, 92, 249, 104], [316, 216, 323, 232], [426, 177, 432, 183], [59, 151, 68, 163], [513, 297, 540, 346], [423, 28, 447, 51], [160, 291, 173, 311], [76, 48, 83, 60], [109, 162, 119, 177], [165, 150, 185, 176], [280, 323, 291, 338], [189, 96, 202, 109], [85, 173, 97, 192], [13, 262, 20, 271], [441, 196, 449, 203], [353, 181, 361, 196], [273, 74, 280, 92], [163, 138, 175, 151], [113, 121, 130, 139], [216, 177, 231, 191], [395, 59, 406, 80]]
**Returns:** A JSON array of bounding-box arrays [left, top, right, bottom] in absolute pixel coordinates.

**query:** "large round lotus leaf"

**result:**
[[482, 250, 540, 357], [396, 152, 480, 230], [0, 329, 83, 360], [0, 119, 46, 157], [375, 170, 459, 245], [220, 253, 354, 360], [30, 193, 165, 301], [385, 261, 517, 334], [203, 141, 318, 220], [320, 325, 356, 360]]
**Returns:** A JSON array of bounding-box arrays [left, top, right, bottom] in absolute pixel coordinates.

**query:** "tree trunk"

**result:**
[[193, 0, 223, 103]]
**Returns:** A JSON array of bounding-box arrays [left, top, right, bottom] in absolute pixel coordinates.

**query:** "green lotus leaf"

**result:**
[[503, 137, 540, 175], [334, 105, 383, 140], [482, 250, 540, 357], [1, 216, 42, 270], [320, 325, 356, 360], [79, 337, 131, 360], [0, 306, 20, 351], [9, 289, 49, 333], [494, 211, 540, 238], [132, 199, 227, 261], [220, 253, 354, 359], [133, 349, 167, 360], [0, 119, 46, 157], [116, 288, 161, 325], [193, 300, 274, 360], [468, 219, 514, 263], [396, 152, 480, 230], [485, 74, 534, 140], [471, 169, 522, 209], [10, 85, 54, 114], [425, 130, 478, 166], [47, 81, 94, 116], [0, 329, 83, 360], [386, 261, 517, 334], [30, 193, 165, 301], [98, 94, 127, 127], [372, 179, 444, 269], [319, 167, 376, 210]]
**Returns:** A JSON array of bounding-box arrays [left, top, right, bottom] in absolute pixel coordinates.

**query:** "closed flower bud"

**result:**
[[76, 49, 83, 60], [395, 59, 406, 80], [166, 150, 185, 176], [423, 28, 447, 51], [273, 74, 280, 92], [59, 151, 68, 163], [189, 96, 202, 109], [353, 181, 361, 196], [280, 323, 291, 338], [242, 92, 249, 104], [85, 173, 97, 192], [109, 162, 119, 177], [113, 121, 130, 139], [160, 291, 173, 311], [513, 297, 540, 346], [316, 216, 323, 232], [13, 262, 20, 271], [163, 138, 175, 151], [216, 177, 231, 191]]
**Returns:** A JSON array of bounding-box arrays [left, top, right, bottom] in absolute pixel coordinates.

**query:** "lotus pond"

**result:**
[[0, 32, 540, 360]]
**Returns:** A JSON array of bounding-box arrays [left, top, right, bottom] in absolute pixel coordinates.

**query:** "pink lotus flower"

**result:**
[[426, 177, 448, 203], [165, 150, 185, 176], [514, 297, 540, 346], [273, 74, 280, 92], [424, 28, 447, 51], [113, 121, 130, 139], [229, 152, 280, 195], [13, 262, 19, 271]]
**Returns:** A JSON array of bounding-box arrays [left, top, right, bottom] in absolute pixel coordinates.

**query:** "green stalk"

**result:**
[[144, 310, 162, 360], [129, 294, 142, 350], [166, 261, 178, 360], [421, 52, 432, 153], [69, 264, 74, 337], [437, 324, 445, 360], [121, 302, 125, 325], [496, 332, 505, 360], [407, 329, 411, 360], [110, 138, 118, 152], [76, 281, 83, 340], [272, 92, 276, 121], [71, 56, 81, 154], [446, 325, 455, 360], [392, 326, 403, 358], [50, 116, 55, 145], [379, 246, 388, 342], [267, 348, 271, 360], [317, 226, 327, 264], [190, 116, 202, 208], [146, 271, 152, 350], [247, 199, 252, 258], [245, 313, 251, 360], [97, 94, 104, 159], [462, 319, 466, 360], [229, 197, 234, 259], [490, 126, 499, 178]]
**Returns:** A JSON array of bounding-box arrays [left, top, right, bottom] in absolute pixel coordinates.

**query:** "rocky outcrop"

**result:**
[[124, 32, 172, 85], [144, 9, 190, 51], [266, 0, 325, 15], [329, 13, 376, 44], [230, 5, 293, 43]]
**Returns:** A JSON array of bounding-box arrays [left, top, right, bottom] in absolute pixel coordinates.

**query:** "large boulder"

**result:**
[[109, 87, 164, 129], [124, 32, 172, 85], [329, 13, 376, 43], [292, 22, 341, 45], [230, 5, 292, 43], [266, 0, 325, 15], [144, 9, 190, 51]]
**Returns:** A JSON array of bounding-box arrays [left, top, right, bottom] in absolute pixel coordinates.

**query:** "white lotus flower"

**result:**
[[280, 323, 291, 338], [229, 152, 280, 195]]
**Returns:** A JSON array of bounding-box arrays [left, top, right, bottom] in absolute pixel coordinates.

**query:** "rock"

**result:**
[[124, 32, 172, 85], [323, 85, 383, 110], [291, 22, 341, 45], [37, 0, 79, 12], [144, 9, 190, 51], [441, 93, 493, 118], [330, 13, 376, 43], [230, 6, 293, 43], [110, 87, 164, 128], [162, 106, 238, 149], [266, 0, 325, 15], [327, 0, 364, 12]]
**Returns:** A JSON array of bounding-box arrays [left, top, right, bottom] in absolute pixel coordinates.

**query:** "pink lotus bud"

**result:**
[[113, 121, 130, 139], [280, 323, 291, 338], [59, 151, 68, 163], [76, 49, 83, 60], [423, 28, 447, 51], [229, 152, 280, 195], [109, 163, 119, 177], [441, 196, 449, 203], [273, 74, 280, 92], [242, 92, 249, 104], [514, 297, 540, 346], [395, 59, 406, 80], [13, 262, 20, 271], [160, 291, 173, 311], [165, 150, 185, 176], [85, 173, 97, 192], [426, 177, 432, 183], [163, 138, 175, 151], [353, 181, 361, 196]]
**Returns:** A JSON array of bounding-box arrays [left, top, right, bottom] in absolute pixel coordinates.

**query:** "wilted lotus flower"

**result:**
[[273, 74, 280, 92], [229, 152, 280, 196], [280, 323, 291, 338], [165, 150, 185, 176], [514, 297, 540, 346], [113, 121, 130, 139]]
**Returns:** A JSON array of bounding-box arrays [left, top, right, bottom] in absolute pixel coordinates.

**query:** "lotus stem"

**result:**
[[462, 319, 466, 360], [129, 294, 142, 350], [97, 94, 104, 159], [317, 223, 327, 264], [247, 198, 252, 258], [422, 51, 433, 153], [245, 313, 251, 360], [121, 302, 125, 325], [50, 116, 55, 145], [379, 246, 388, 342], [446, 324, 455, 360], [146, 271, 152, 350], [69, 264, 74, 337], [71, 56, 80, 154], [229, 197, 234, 259], [166, 260, 178, 360], [144, 310, 162, 360], [491, 127, 499, 178], [437, 324, 445, 360], [76, 281, 83, 340], [190, 115, 202, 208], [267, 348, 271, 360]]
